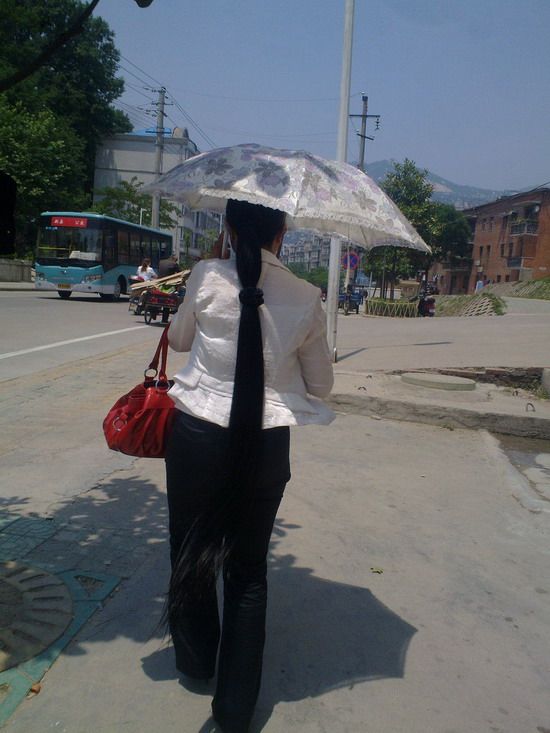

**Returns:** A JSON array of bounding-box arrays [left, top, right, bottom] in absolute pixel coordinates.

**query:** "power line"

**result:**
[[167, 92, 217, 149], [116, 101, 153, 128], [124, 81, 153, 100], [204, 123, 336, 139], [120, 54, 164, 87], [119, 63, 153, 88], [166, 87, 363, 104]]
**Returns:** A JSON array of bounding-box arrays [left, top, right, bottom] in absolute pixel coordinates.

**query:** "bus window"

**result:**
[[159, 237, 170, 259], [103, 229, 116, 271], [118, 230, 129, 264], [38, 226, 102, 262], [141, 235, 152, 263], [130, 232, 141, 266], [151, 238, 160, 268]]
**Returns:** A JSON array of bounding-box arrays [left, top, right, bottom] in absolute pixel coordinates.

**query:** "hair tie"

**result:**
[[239, 287, 264, 308]]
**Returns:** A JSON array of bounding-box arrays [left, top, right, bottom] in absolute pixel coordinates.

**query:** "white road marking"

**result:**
[[0, 326, 149, 360]]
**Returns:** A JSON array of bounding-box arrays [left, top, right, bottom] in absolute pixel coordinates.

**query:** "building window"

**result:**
[[481, 219, 486, 231], [479, 246, 484, 258], [487, 245, 491, 258], [500, 243, 505, 257], [508, 243, 513, 258], [505, 275, 510, 282]]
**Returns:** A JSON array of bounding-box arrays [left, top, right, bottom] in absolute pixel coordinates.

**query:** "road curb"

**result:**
[[328, 392, 550, 440]]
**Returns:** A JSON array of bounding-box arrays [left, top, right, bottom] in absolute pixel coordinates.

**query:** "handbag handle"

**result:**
[[144, 325, 170, 383]]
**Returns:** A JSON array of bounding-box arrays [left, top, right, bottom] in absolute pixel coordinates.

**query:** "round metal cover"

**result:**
[[0, 562, 73, 672]]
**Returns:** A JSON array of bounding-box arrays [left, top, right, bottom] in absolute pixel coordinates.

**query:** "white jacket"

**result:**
[[168, 249, 334, 428]]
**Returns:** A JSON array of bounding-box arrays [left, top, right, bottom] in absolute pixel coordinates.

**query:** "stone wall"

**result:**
[[0, 259, 33, 282]]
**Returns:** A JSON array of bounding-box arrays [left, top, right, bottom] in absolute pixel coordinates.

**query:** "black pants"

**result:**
[[165, 410, 290, 732]]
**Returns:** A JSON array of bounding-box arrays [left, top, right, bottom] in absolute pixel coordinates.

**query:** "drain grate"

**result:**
[[0, 563, 73, 672]]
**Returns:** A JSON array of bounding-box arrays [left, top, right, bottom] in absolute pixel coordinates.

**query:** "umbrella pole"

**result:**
[[326, 0, 355, 362], [326, 236, 341, 361]]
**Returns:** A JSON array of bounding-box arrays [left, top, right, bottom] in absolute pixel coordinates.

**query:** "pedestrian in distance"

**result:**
[[159, 254, 181, 278], [136, 257, 157, 281], [164, 198, 334, 733]]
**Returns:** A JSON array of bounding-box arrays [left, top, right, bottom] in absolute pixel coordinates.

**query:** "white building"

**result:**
[[94, 128, 220, 259], [280, 232, 331, 270]]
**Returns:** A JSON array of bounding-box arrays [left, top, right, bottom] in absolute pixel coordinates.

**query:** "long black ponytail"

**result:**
[[164, 200, 286, 625]]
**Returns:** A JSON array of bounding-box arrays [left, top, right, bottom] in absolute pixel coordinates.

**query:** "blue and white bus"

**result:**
[[34, 212, 173, 300]]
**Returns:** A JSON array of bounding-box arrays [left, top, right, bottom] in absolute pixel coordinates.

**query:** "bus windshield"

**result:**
[[37, 224, 102, 266]]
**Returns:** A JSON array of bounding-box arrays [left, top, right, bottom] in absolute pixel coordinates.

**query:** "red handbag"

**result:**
[[103, 326, 176, 458]]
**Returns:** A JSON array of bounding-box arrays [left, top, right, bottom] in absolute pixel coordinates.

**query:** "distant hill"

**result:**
[[365, 159, 516, 209]]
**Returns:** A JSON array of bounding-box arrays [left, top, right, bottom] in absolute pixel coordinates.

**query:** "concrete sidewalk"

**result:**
[[330, 369, 550, 440], [3, 315, 550, 732], [6, 416, 550, 733]]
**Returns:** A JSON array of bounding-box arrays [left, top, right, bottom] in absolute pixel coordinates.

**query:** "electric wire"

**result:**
[[166, 92, 217, 149], [119, 63, 155, 89], [120, 55, 164, 88], [124, 81, 153, 100]]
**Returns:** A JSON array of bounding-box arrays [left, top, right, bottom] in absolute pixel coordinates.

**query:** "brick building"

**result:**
[[464, 187, 550, 291]]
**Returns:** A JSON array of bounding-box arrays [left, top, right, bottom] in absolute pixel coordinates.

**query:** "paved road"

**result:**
[[503, 296, 550, 314], [0, 291, 160, 382], [334, 308, 550, 371], [3, 291, 550, 385]]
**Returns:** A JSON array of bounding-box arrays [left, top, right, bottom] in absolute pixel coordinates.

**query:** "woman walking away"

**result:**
[[136, 257, 157, 281], [165, 199, 334, 732]]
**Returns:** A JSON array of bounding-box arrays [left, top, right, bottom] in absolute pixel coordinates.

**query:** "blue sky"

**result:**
[[97, 0, 550, 191]]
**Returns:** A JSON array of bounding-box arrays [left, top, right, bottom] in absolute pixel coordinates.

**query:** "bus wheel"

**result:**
[[58, 291, 72, 299], [99, 279, 123, 301]]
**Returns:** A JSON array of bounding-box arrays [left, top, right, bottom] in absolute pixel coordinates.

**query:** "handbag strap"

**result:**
[[145, 325, 170, 383]]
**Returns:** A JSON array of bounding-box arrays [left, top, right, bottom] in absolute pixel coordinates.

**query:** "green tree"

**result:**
[[366, 159, 471, 298], [430, 203, 472, 263], [287, 264, 329, 290], [0, 99, 87, 256], [92, 177, 179, 230], [1, 1, 131, 187]]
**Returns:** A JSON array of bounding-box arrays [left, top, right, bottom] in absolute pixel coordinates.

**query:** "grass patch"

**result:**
[[484, 292, 506, 315], [434, 293, 506, 317]]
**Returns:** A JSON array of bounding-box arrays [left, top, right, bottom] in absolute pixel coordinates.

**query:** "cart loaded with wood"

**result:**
[[128, 270, 190, 324]]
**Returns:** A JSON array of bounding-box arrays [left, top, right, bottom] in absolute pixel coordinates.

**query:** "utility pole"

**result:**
[[349, 95, 381, 294], [326, 0, 354, 362], [358, 95, 369, 172], [151, 86, 166, 229], [350, 94, 381, 173]]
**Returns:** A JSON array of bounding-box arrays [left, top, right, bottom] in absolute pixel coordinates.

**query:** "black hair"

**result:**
[[226, 199, 286, 431], [164, 200, 286, 628]]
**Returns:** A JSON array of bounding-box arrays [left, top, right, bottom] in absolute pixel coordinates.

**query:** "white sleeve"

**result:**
[[167, 262, 203, 352], [298, 296, 334, 398]]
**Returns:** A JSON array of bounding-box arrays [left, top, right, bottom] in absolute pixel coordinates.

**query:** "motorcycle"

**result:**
[[417, 292, 436, 317]]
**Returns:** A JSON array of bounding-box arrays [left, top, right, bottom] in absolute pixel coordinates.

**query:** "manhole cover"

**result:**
[[0, 562, 73, 672]]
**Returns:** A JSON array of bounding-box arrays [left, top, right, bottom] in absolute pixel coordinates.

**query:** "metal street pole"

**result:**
[[151, 86, 166, 229], [326, 0, 354, 362]]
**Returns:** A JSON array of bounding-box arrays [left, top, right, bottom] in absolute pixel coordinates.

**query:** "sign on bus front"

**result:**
[[51, 216, 88, 228]]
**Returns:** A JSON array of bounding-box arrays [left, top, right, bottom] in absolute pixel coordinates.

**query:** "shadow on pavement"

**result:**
[[9, 473, 415, 732], [137, 516, 416, 733]]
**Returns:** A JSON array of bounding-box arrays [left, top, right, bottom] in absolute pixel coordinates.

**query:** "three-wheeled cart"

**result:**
[[129, 270, 190, 325]]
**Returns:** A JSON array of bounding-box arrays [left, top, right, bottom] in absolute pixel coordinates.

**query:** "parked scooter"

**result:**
[[417, 291, 436, 317]]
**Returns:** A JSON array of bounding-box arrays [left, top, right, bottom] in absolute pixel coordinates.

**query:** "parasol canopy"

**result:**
[[143, 143, 430, 253]]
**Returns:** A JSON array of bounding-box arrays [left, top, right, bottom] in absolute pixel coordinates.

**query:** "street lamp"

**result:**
[[139, 208, 148, 226]]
